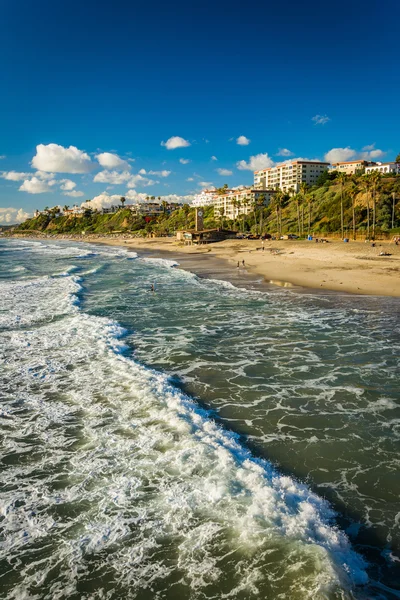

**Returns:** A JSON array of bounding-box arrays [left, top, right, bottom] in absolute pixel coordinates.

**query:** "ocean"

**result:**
[[0, 237, 399, 600]]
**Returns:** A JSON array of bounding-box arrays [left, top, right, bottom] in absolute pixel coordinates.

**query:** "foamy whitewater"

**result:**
[[1, 238, 399, 599]]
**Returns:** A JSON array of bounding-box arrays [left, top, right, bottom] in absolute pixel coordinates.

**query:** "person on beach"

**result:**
[[242, 259, 245, 267], [237, 261, 240, 268]]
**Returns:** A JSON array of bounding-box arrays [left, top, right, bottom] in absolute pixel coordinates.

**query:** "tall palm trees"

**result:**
[[370, 171, 381, 239], [120, 196, 126, 208], [299, 183, 309, 237], [362, 175, 372, 240], [336, 172, 347, 239], [306, 192, 314, 236], [347, 183, 358, 240], [273, 190, 283, 237]]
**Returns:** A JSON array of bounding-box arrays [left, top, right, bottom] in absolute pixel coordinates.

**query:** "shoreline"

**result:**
[[9, 233, 400, 297]]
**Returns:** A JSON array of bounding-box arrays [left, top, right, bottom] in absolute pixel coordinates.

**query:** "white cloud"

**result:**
[[19, 177, 55, 194], [60, 179, 76, 191], [211, 156, 218, 161], [145, 169, 171, 177], [324, 147, 356, 163], [179, 158, 191, 164], [1, 171, 32, 181], [236, 135, 250, 146], [93, 170, 132, 184], [31, 143, 93, 173], [63, 190, 84, 197], [199, 181, 213, 188], [128, 174, 157, 188], [96, 152, 130, 170], [237, 153, 275, 171], [82, 192, 123, 211], [216, 168, 233, 176], [161, 136, 190, 150], [312, 114, 330, 125], [277, 148, 294, 157], [0, 155, 6, 160], [360, 148, 385, 159], [0, 207, 31, 224], [362, 144, 375, 152], [186, 177, 194, 181], [35, 171, 56, 180]]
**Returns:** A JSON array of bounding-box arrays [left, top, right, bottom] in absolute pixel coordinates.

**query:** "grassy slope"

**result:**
[[14, 177, 400, 236]]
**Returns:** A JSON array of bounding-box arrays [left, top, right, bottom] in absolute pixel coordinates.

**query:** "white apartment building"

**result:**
[[213, 188, 275, 220], [331, 160, 373, 175], [191, 190, 219, 207], [254, 160, 329, 192], [365, 162, 400, 175]]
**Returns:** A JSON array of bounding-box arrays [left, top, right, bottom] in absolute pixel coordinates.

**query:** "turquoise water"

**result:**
[[0, 237, 399, 599]]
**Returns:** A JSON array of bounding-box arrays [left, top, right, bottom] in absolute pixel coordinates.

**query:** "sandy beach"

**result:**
[[65, 235, 400, 297]]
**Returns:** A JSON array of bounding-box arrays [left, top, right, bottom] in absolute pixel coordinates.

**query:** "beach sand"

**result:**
[[90, 236, 400, 297], [11, 233, 400, 296]]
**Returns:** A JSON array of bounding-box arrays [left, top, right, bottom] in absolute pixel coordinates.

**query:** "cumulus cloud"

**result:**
[[19, 177, 56, 194], [186, 177, 194, 181], [63, 190, 84, 197], [96, 152, 130, 170], [312, 114, 330, 125], [211, 156, 218, 161], [31, 143, 94, 173], [83, 190, 193, 211], [82, 192, 123, 211], [236, 135, 250, 146], [179, 158, 191, 164], [60, 179, 76, 191], [277, 148, 294, 157], [161, 136, 190, 150], [0, 207, 31, 224], [360, 144, 385, 159], [216, 168, 233, 176], [199, 181, 213, 188], [1, 171, 32, 181], [237, 153, 275, 171], [324, 147, 355, 163], [127, 174, 157, 188], [324, 145, 386, 163], [140, 169, 171, 177], [93, 170, 132, 184]]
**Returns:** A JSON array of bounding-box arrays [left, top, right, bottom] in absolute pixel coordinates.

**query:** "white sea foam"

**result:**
[[0, 272, 369, 599]]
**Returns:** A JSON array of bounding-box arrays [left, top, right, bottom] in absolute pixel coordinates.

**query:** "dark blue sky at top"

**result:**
[[0, 0, 399, 213]]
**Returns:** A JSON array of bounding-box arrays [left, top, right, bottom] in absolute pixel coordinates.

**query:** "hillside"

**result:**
[[13, 173, 400, 238]]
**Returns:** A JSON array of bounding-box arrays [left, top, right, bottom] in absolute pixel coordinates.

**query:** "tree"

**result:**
[[273, 191, 283, 236], [306, 193, 314, 236], [120, 196, 126, 208], [395, 153, 400, 164], [294, 194, 302, 236], [370, 171, 382, 239], [216, 184, 229, 195], [348, 183, 358, 240], [336, 173, 347, 239], [162, 200, 168, 214], [362, 174, 372, 239]]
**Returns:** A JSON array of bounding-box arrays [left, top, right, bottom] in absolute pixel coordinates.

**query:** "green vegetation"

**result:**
[[14, 172, 400, 239]]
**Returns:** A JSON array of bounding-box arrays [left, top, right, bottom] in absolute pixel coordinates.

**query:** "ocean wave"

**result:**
[[0, 271, 369, 599]]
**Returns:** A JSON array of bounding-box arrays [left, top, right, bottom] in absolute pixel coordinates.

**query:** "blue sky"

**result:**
[[0, 0, 399, 222]]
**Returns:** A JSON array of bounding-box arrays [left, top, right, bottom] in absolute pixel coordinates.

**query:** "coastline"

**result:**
[[9, 233, 400, 297]]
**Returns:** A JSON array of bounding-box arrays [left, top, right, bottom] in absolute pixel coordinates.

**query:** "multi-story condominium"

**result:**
[[365, 162, 400, 175], [254, 160, 329, 192], [191, 190, 221, 207], [331, 160, 373, 175], [213, 188, 275, 220], [127, 202, 164, 216]]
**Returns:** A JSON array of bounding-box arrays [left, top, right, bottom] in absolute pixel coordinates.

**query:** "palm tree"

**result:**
[[162, 200, 168, 214], [294, 194, 302, 236], [336, 172, 347, 239], [361, 174, 372, 240], [370, 171, 381, 239], [299, 183, 309, 237], [120, 196, 126, 208], [274, 191, 283, 236], [348, 183, 358, 241], [306, 193, 314, 236]]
